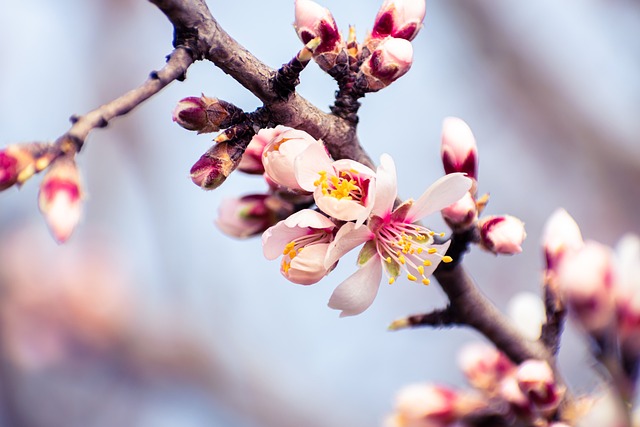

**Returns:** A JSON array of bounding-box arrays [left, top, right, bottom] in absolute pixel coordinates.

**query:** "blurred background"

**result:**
[[0, 0, 639, 426]]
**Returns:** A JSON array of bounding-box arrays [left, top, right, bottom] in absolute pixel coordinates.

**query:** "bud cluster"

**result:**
[[439, 117, 527, 255]]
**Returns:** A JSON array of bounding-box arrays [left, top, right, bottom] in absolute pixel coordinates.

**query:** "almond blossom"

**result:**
[[295, 142, 376, 225], [324, 154, 472, 316], [262, 209, 336, 285]]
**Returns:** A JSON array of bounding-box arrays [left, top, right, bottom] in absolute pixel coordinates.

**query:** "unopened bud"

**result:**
[[216, 194, 294, 239], [370, 0, 426, 42], [478, 215, 526, 255], [0, 145, 37, 190], [614, 235, 640, 357], [441, 192, 477, 231], [173, 95, 243, 134], [390, 384, 457, 426], [38, 158, 83, 243], [458, 342, 515, 391], [294, 0, 343, 72], [557, 241, 615, 333], [441, 117, 478, 181], [190, 142, 244, 190], [358, 37, 413, 92], [542, 208, 584, 274], [516, 360, 564, 413]]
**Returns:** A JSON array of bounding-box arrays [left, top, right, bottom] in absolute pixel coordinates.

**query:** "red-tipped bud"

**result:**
[[441, 192, 477, 231], [478, 215, 526, 255], [441, 117, 478, 181], [516, 360, 565, 413], [371, 0, 426, 42], [0, 145, 37, 190], [387, 384, 457, 427], [557, 241, 615, 333], [542, 208, 584, 275], [190, 142, 243, 190], [172, 95, 243, 134], [38, 158, 83, 243], [458, 342, 515, 392], [216, 194, 294, 239], [294, 0, 343, 71], [358, 37, 413, 92]]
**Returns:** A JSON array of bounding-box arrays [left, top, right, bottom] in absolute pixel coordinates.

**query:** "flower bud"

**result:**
[[478, 215, 526, 255], [238, 126, 290, 175], [441, 192, 477, 231], [370, 0, 426, 42], [190, 142, 243, 190], [542, 208, 584, 274], [387, 384, 457, 427], [38, 158, 83, 243], [516, 360, 564, 413], [172, 95, 243, 134], [458, 342, 515, 391], [614, 235, 640, 356], [294, 0, 343, 72], [215, 194, 294, 239], [0, 145, 36, 190], [262, 128, 324, 191], [441, 117, 478, 181], [557, 241, 615, 333], [358, 37, 413, 92]]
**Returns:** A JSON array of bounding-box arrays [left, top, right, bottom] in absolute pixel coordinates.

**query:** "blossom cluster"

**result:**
[[216, 124, 472, 316], [386, 343, 565, 427]]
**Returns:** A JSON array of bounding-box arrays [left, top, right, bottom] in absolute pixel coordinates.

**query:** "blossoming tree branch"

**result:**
[[1, 0, 638, 426]]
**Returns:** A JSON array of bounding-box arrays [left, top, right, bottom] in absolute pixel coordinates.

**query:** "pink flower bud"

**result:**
[[215, 194, 293, 239], [557, 241, 615, 333], [190, 142, 243, 190], [441, 192, 477, 230], [458, 342, 515, 391], [359, 37, 413, 92], [238, 126, 290, 175], [262, 128, 324, 191], [614, 235, 640, 355], [371, 0, 426, 42], [542, 208, 583, 274], [478, 215, 526, 255], [389, 384, 457, 426], [0, 145, 36, 190], [516, 360, 564, 413], [172, 95, 243, 134], [38, 159, 83, 243], [441, 117, 478, 181], [294, 0, 343, 67]]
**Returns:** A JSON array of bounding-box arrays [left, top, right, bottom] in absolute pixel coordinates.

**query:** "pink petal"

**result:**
[[294, 143, 334, 192], [407, 173, 471, 221], [325, 222, 373, 268], [371, 153, 397, 217], [286, 243, 331, 285], [283, 208, 335, 229], [315, 192, 369, 223], [262, 221, 306, 260], [328, 254, 382, 317]]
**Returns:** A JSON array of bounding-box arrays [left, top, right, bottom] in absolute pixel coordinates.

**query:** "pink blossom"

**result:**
[[216, 194, 290, 239], [613, 235, 640, 353], [371, 0, 426, 42], [441, 117, 478, 181], [262, 209, 335, 285], [457, 342, 514, 391], [478, 215, 526, 255], [324, 155, 472, 316], [359, 37, 413, 92], [38, 158, 83, 244], [238, 126, 290, 175], [557, 240, 615, 333], [295, 143, 376, 225], [262, 128, 324, 191], [441, 192, 477, 230], [516, 360, 564, 413], [385, 383, 457, 427], [0, 144, 36, 191]]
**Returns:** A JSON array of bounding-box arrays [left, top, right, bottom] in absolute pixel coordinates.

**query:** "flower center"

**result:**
[[281, 229, 332, 275], [375, 220, 451, 285], [313, 169, 366, 201]]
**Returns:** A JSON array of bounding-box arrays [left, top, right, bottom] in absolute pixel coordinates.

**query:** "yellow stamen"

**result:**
[[422, 278, 430, 286], [388, 277, 395, 285], [417, 266, 424, 275], [398, 255, 406, 265], [442, 256, 453, 263], [427, 248, 437, 255], [407, 274, 417, 282], [423, 260, 432, 266]]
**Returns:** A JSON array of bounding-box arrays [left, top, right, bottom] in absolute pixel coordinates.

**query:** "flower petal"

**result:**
[[328, 254, 382, 317], [324, 222, 373, 268], [283, 208, 335, 229], [262, 221, 306, 260], [407, 173, 472, 221], [286, 243, 331, 285], [294, 143, 333, 192], [371, 153, 397, 218]]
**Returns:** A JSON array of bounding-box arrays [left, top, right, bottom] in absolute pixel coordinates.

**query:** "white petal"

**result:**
[[324, 222, 373, 268], [262, 221, 305, 260], [371, 153, 397, 217], [294, 143, 333, 192], [328, 255, 382, 317], [315, 192, 369, 223], [283, 208, 335, 229], [286, 243, 331, 285], [407, 173, 472, 221]]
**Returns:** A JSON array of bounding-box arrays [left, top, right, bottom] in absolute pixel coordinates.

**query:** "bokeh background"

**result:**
[[0, 1, 639, 426]]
